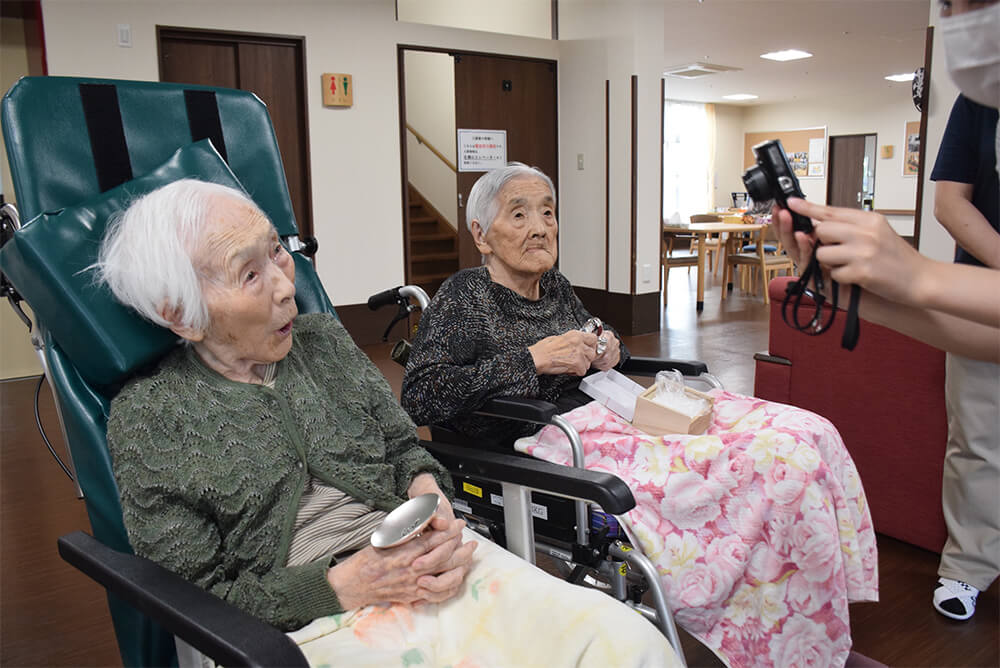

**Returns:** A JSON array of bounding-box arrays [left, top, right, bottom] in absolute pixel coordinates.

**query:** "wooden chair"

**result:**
[[688, 214, 722, 276], [723, 223, 794, 304], [661, 224, 699, 306]]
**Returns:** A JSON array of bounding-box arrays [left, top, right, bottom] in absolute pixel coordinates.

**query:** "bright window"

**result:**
[[663, 100, 711, 223]]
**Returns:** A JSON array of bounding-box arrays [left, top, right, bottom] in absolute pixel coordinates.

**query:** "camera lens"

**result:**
[[742, 166, 772, 202]]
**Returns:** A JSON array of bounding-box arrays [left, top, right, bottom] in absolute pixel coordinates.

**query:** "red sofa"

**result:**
[[753, 276, 948, 553]]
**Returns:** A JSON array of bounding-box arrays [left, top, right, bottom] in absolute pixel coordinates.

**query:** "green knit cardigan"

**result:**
[[107, 313, 453, 630]]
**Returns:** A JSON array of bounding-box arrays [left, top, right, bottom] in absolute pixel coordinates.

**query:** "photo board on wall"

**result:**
[[744, 127, 828, 179]]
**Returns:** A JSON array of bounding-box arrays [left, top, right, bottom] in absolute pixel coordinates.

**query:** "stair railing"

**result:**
[[406, 123, 457, 173]]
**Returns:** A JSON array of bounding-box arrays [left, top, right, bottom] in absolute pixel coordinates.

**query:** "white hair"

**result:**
[[465, 162, 556, 236], [93, 179, 257, 333]]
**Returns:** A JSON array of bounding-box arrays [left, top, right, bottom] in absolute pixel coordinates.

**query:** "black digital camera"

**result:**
[[742, 139, 813, 233]]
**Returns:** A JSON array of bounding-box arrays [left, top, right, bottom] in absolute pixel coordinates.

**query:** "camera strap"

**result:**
[[782, 246, 861, 350]]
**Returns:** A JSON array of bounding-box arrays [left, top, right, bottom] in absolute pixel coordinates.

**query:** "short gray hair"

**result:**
[[93, 179, 257, 333], [465, 162, 556, 235]]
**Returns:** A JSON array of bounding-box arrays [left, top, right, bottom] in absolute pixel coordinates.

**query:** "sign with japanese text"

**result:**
[[457, 129, 507, 172]]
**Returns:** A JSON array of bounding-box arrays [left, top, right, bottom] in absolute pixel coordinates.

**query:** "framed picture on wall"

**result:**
[[903, 120, 920, 177]]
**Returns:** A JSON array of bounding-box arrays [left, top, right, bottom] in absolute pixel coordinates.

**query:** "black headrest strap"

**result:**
[[78, 83, 134, 192], [184, 89, 228, 163]]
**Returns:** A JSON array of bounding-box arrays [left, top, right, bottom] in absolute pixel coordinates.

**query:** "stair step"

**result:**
[[410, 214, 436, 224], [411, 270, 454, 283], [411, 231, 456, 241], [410, 251, 458, 262]]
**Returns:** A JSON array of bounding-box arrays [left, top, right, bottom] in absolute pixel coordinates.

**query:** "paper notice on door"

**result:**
[[457, 129, 508, 172]]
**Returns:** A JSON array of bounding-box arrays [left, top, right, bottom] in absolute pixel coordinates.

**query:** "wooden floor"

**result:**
[[1, 270, 997, 667]]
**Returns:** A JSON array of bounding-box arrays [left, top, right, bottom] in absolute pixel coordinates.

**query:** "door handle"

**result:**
[[857, 192, 861, 203], [458, 193, 464, 208]]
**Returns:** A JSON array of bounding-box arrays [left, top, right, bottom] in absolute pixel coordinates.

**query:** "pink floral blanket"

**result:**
[[514, 390, 879, 668]]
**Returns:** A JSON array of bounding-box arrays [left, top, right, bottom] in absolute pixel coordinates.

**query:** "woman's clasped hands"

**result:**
[[326, 478, 477, 611], [529, 328, 621, 375]]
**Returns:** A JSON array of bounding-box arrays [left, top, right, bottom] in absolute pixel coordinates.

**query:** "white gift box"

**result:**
[[579, 369, 645, 422], [579, 369, 714, 435]]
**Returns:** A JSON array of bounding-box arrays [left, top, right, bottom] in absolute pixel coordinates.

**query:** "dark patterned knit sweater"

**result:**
[[107, 313, 451, 631], [401, 266, 628, 443]]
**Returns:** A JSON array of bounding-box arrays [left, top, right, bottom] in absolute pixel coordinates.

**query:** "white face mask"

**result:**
[[939, 3, 1000, 109]]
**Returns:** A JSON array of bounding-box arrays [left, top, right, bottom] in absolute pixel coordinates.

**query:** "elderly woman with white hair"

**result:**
[[95, 178, 678, 666], [401, 163, 880, 668]]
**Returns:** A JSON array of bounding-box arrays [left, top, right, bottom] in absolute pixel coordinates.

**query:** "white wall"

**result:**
[[918, 5, 961, 262], [403, 50, 457, 229], [397, 0, 551, 40], [1, 15, 44, 379], [740, 89, 921, 236], [557, 0, 664, 295], [712, 103, 746, 210], [39, 0, 557, 306]]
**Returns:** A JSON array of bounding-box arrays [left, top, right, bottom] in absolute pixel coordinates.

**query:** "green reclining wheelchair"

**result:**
[[0, 76, 684, 667]]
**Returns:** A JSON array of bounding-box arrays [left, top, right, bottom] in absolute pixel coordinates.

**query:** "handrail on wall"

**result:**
[[406, 123, 457, 173]]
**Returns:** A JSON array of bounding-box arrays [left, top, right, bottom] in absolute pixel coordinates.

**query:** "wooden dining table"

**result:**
[[663, 220, 765, 311]]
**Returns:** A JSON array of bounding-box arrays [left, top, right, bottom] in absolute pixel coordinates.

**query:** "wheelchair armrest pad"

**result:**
[[621, 356, 708, 377], [57, 531, 308, 668], [422, 440, 635, 515], [476, 397, 559, 424]]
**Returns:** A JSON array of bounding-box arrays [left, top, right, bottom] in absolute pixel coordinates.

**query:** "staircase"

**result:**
[[407, 185, 458, 297]]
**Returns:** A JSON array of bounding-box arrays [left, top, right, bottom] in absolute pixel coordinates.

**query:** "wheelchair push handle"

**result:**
[[367, 287, 401, 311], [367, 285, 431, 342]]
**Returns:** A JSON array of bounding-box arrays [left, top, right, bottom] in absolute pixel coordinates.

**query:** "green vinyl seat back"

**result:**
[[0, 77, 335, 667]]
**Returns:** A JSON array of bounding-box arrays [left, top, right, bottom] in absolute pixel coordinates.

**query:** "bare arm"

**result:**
[[934, 180, 1000, 269], [773, 200, 1000, 362]]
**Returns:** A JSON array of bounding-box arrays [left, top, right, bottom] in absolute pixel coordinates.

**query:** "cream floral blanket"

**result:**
[[287, 529, 679, 667], [514, 391, 879, 668]]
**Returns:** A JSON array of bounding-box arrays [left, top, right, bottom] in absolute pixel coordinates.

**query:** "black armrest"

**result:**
[[57, 531, 308, 668], [422, 439, 635, 515], [622, 356, 708, 377], [477, 397, 559, 424]]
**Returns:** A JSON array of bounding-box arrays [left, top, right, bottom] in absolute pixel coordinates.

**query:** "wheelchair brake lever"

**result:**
[[380, 302, 412, 342]]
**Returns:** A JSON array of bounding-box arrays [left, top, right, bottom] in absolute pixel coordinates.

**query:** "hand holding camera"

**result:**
[[742, 139, 813, 234]]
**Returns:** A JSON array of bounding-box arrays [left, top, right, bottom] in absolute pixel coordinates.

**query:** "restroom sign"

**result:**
[[457, 129, 507, 172]]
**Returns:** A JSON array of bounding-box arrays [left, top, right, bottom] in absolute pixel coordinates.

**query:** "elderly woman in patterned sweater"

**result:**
[[401, 163, 630, 444], [400, 163, 879, 668], [95, 178, 676, 666]]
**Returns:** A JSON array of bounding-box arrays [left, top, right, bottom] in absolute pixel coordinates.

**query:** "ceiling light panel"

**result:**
[[663, 62, 741, 79], [722, 94, 759, 100], [760, 49, 813, 62], [884, 73, 915, 82]]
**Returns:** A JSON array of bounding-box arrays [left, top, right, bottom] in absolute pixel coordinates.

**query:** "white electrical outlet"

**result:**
[[577, 153, 584, 170], [641, 263, 653, 284], [117, 24, 132, 48]]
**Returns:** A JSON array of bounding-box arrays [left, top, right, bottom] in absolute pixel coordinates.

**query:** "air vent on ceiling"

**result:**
[[663, 62, 741, 79]]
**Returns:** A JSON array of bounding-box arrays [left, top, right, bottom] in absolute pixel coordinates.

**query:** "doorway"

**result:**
[[827, 133, 876, 209], [398, 47, 558, 295], [157, 27, 314, 237]]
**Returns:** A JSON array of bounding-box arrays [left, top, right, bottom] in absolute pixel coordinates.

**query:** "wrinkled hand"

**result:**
[[780, 198, 930, 305], [591, 331, 621, 371], [529, 330, 599, 375], [407, 473, 454, 521], [327, 514, 476, 610]]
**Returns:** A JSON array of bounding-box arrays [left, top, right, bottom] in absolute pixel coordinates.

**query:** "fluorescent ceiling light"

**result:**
[[885, 73, 915, 82], [760, 49, 812, 62], [722, 94, 758, 100]]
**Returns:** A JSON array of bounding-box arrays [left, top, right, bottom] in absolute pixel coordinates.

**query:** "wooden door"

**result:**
[[827, 134, 867, 209], [454, 54, 558, 269], [158, 28, 313, 237]]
